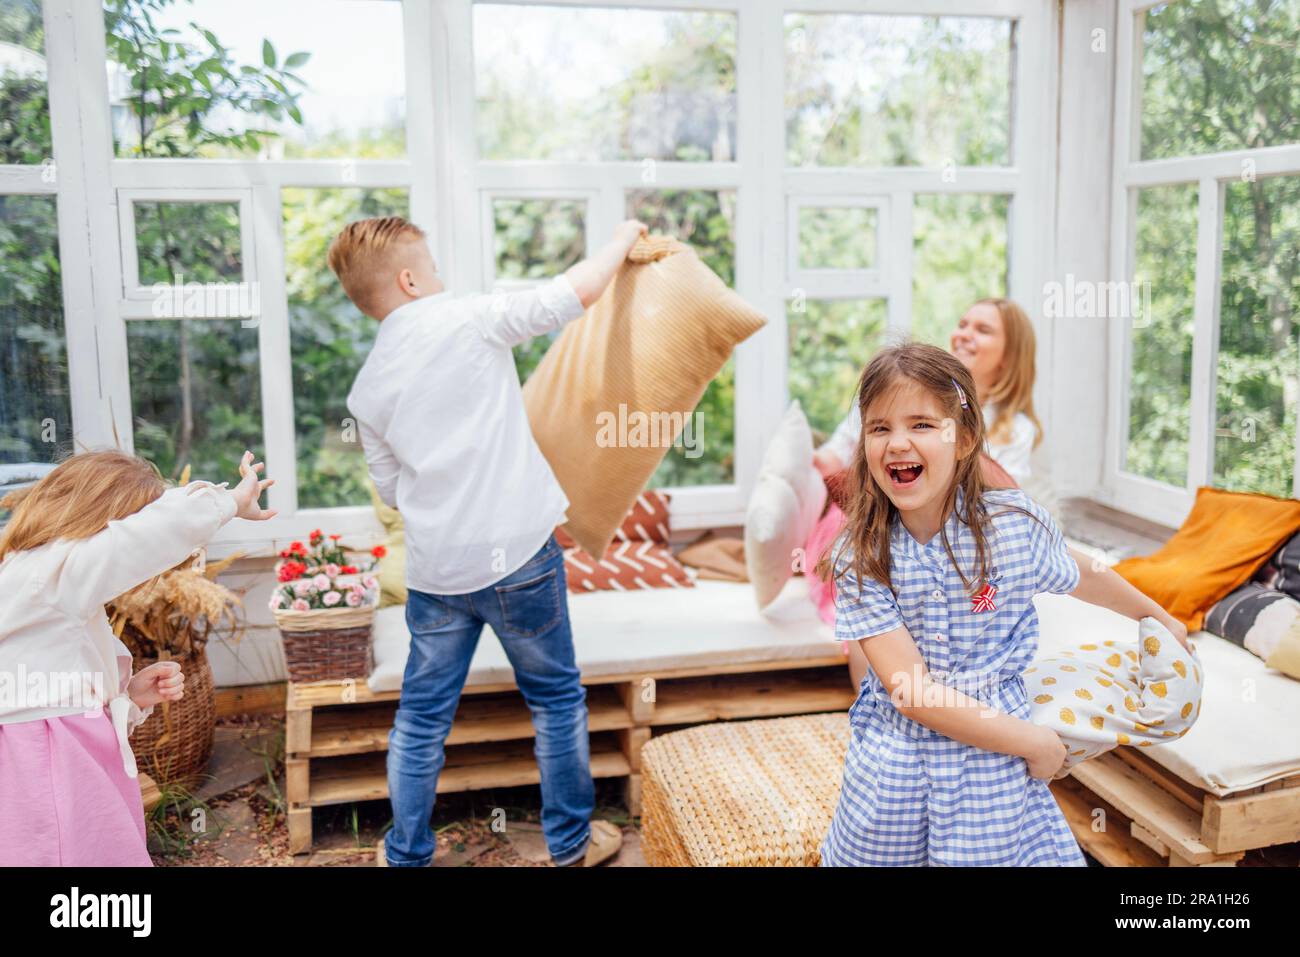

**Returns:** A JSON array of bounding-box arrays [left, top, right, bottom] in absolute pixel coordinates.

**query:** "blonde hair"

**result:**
[[0, 450, 166, 563], [971, 298, 1042, 449], [326, 216, 428, 319]]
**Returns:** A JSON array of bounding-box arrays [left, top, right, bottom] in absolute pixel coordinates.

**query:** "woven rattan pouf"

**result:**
[[640, 711, 849, 867]]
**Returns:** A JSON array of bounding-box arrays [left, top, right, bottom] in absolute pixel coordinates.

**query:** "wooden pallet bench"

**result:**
[[285, 656, 855, 854], [1050, 748, 1300, 867]]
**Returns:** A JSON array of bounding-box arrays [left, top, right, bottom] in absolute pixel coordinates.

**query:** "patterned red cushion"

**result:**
[[564, 540, 693, 593]]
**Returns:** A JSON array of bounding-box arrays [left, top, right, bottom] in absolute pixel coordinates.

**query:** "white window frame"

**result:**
[[116, 188, 257, 303], [479, 188, 596, 291], [443, 0, 1056, 531], [44, 0, 436, 555], [787, 195, 888, 298], [1100, 0, 1300, 529], [31, 0, 1057, 555]]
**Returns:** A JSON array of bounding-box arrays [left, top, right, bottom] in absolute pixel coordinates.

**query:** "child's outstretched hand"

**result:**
[[127, 661, 185, 710], [232, 450, 276, 521]]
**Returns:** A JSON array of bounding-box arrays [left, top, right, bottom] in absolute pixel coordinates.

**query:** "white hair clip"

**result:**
[[950, 377, 969, 409]]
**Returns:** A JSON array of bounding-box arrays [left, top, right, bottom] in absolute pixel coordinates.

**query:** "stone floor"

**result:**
[[150, 715, 1297, 869], [148, 716, 645, 867]]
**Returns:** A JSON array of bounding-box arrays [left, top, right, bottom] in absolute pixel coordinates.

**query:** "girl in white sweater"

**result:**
[[0, 449, 273, 866]]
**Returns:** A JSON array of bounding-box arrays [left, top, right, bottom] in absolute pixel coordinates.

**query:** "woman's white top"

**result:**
[[819, 402, 1038, 484], [0, 482, 237, 778]]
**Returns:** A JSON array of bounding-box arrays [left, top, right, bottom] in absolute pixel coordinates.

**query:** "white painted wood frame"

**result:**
[[22, 0, 1060, 556], [1101, 0, 1300, 529]]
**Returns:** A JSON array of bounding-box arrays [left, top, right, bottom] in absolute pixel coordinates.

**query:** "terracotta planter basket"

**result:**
[[130, 649, 216, 793], [274, 604, 375, 684]]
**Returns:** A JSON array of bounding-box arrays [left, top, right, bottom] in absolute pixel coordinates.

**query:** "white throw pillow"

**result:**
[[745, 401, 827, 610]]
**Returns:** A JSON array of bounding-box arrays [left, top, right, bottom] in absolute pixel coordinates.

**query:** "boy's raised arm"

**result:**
[[564, 219, 647, 308], [473, 220, 647, 349]]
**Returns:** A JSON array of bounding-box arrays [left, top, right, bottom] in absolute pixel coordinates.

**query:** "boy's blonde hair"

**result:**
[[0, 450, 166, 562], [327, 216, 428, 318], [973, 297, 1043, 449]]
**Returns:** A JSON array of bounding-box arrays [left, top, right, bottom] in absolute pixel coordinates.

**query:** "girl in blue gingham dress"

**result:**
[[817, 344, 1085, 867]]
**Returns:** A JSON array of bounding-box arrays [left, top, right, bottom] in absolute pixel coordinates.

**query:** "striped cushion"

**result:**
[[1205, 582, 1300, 680], [523, 235, 766, 558], [564, 540, 693, 593]]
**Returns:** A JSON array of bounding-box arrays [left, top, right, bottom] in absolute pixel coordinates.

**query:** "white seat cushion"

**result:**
[[1034, 591, 1300, 796], [370, 575, 838, 694]]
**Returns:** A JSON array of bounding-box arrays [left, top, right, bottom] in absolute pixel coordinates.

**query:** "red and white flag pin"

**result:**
[[971, 582, 997, 613]]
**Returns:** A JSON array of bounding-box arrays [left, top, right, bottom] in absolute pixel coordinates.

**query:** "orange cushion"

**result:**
[[1113, 487, 1300, 631], [523, 235, 766, 558]]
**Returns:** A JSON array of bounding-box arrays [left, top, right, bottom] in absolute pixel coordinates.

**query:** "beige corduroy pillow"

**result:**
[[522, 235, 767, 558]]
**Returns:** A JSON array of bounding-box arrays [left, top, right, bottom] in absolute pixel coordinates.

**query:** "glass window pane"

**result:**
[[798, 206, 877, 270], [284, 186, 409, 508], [1214, 175, 1299, 496], [104, 0, 406, 159], [1, 194, 71, 473], [474, 4, 736, 163], [1141, 0, 1300, 161], [627, 188, 737, 487], [133, 201, 242, 286], [496, 197, 588, 384], [785, 14, 1013, 168], [912, 194, 1008, 347], [127, 319, 262, 482], [788, 299, 888, 437], [0, 0, 52, 164], [494, 198, 586, 282], [1126, 183, 1198, 486]]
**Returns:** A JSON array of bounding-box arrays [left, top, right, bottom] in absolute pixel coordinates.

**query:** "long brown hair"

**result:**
[[0, 450, 166, 562], [971, 298, 1043, 449], [815, 343, 995, 598]]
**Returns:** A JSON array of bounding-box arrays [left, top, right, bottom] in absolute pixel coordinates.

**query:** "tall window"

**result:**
[[473, 3, 740, 490], [1112, 0, 1300, 521], [783, 12, 1018, 443], [99, 0, 415, 533], [23, 0, 1052, 541], [1, 0, 71, 508]]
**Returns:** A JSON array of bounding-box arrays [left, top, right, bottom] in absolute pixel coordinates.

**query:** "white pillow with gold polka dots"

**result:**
[[1026, 617, 1204, 777]]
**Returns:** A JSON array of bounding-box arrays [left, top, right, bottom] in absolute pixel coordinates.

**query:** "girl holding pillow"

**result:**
[[815, 344, 1189, 866]]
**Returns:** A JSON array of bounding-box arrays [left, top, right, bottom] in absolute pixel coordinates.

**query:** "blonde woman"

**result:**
[[815, 298, 1043, 485]]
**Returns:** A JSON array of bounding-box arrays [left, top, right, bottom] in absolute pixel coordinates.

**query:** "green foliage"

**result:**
[[0, 194, 71, 465], [103, 0, 309, 158], [786, 14, 1011, 167], [1213, 176, 1300, 496], [911, 193, 1008, 348], [1133, 0, 1300, 495], [788, 299, 887, 435], [0, 0, 50, 164], [1142, 0, 1300, 160], [474, 7, 736, 163], [284, 183, 408, 508]]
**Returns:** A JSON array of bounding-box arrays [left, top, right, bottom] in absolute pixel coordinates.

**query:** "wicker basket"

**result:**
[[274, 604, 375, 684], [641, 711, 849, 867], [130, 649, 216, 793]]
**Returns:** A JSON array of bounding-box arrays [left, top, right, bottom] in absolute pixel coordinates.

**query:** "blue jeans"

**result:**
[[385, 535, 594, 866]]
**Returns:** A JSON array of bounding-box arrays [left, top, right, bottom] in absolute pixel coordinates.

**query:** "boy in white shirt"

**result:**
[[331, 215, 646, 867]]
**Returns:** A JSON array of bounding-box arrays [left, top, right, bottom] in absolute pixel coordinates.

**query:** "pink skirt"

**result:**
[[0, 709, 152, 866]]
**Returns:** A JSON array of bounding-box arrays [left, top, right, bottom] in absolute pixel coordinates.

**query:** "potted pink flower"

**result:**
[[269, 529, 382, 683]]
